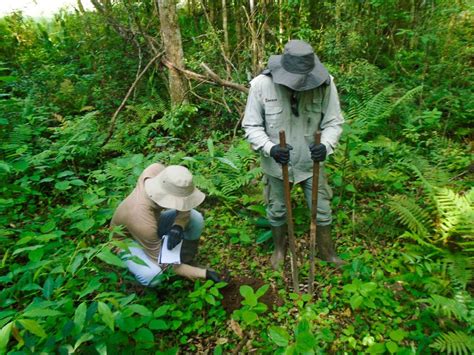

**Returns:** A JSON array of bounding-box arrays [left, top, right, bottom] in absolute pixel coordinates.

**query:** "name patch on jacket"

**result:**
[[265, 98, 278, 102]]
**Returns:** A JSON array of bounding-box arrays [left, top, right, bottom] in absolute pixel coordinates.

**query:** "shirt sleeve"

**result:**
[[320, 77, 344, 155], [242, 80, 276, 157]]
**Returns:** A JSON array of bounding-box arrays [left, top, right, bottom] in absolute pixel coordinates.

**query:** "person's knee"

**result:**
[[316, 199, 332, 225], [267, 202, 287, 227], [134, 266, 162, 287], [184, 209, 204, 240]]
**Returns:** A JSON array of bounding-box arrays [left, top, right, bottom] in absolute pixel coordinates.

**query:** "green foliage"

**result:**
[[430, 330, 474, 355], [0, 0, 472, 353], [232, 284, 269, 327]]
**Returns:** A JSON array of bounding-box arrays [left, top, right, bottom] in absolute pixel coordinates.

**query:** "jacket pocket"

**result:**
[[264, 105, 283, 137], [306, 96, 322, 112]]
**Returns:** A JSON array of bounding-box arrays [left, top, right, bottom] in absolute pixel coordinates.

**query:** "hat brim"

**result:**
[[267, 54, 329, 91], [146, 175, 205, 211]]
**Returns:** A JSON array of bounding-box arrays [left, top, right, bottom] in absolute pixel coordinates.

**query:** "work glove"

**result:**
[[309, 143, 327, 162], [167, 225, 184, 250], [206, 269, 231, 283], [270, 144, 293, 164]]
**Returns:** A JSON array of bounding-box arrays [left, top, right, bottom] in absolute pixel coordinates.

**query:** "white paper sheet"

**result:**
[[159, 235, 182, 264]]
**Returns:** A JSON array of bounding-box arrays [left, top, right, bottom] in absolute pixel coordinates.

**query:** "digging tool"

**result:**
[[279, 130, 300, 293], [308, 131, 322, 296]]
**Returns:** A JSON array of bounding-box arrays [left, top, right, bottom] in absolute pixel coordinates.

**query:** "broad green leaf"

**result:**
[[74, 302, 87, 334], [154, 305, 171, 318], [57, 170, 75, 178], [367, 342, 386, 354], [127, 304, 152, 317], [350, 295, 364, 309], [386, 341, 398, 353], [12, 245, 44, 256], [18, 319, 47, 338], [96, 249, 125, 268], [268, 326, 290, 347], [0, 322, 13, 352], [74, 333, 94, 351], [42, 276, 55, 299], [97, 302, 114, 331], [205, 294, 216, 305], [73, 218, 95, 233], [256, 284, 269, 298], [240, 285, 257, 307], [0, 161, 11, 173], [360, 282, 377, 296], [79, 277, 101, 298], [241, 311, 257, 325], [55, 181, 71, 191], [149, 319, 168, 330], [256, 230, 272, 244], [40, 220, 56, 233], [134, 328, 154, 349], [22, 308, 63, 318], [296, 331, 316, 353], [297, 319, 310, 335], [345, 184, 357, 192], [389, 329, 407, 342], [70, 179, 86, 186]]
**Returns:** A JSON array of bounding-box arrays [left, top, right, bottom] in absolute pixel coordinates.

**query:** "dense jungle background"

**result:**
[[0, 0, 473, 353]]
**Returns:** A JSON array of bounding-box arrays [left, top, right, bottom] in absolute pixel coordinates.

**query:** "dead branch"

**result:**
[[162, 60, 248, 93], [102, 51, 164, 147]]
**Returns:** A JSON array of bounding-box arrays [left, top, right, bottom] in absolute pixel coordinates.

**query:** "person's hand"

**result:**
[[167, 225, 184, 250], [309, 143, 327, 162], [270, 144, 293, 164]]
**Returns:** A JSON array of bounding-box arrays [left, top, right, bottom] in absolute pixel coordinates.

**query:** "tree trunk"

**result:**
[[222, 0, 229, 60], [157, 0, 188, 105]]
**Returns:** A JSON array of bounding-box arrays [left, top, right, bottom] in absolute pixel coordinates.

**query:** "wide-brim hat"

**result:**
[[267, 40, 329, 91], [145, 165, 205, 211]]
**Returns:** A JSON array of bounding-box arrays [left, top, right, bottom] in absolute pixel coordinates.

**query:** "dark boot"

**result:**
[[316, 225, 346, 267], [270, 225, 287, 270], [180, 239, 199, 265]]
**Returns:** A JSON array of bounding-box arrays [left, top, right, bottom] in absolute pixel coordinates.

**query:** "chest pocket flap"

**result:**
[[265, 105, 283, 115]]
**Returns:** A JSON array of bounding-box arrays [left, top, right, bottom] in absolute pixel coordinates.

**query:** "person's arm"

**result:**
[[242, 80, 276, 157], [173, 210, 190, 229], [320, 77, 344, 155]]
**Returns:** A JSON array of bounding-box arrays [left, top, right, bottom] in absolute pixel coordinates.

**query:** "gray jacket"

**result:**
[[242, 74, 344, 183]]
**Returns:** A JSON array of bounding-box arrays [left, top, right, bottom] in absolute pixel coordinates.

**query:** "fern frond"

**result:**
[[435, 187, 474, 242], [447, 254, 473, 291], [430, 330, 473, 355], [421, 294, 469, 321], [388, 195, 432, 236]]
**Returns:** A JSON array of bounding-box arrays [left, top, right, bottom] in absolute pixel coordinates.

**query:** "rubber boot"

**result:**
[[180, 239, 199, 265], [316, 225, 346, 267], [270, 225, 287, 270]]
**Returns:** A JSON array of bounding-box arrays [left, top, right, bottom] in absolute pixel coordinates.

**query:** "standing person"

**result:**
[[111, 163, 225, 286], [242, 40, 345, 269]]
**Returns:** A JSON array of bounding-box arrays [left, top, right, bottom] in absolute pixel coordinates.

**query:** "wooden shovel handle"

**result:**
[[279, 130, 299, 293], [308, 131, 322, 296]]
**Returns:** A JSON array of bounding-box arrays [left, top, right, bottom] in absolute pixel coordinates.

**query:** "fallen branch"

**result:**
[[162, 59, 249, 94], [101, 51, 164, 147]]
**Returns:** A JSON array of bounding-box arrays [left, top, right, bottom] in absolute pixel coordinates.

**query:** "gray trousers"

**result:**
[[264, 167, 333, 227]]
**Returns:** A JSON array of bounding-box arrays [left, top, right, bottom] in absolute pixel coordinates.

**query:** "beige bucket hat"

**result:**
[[144, 165, 205, 211]]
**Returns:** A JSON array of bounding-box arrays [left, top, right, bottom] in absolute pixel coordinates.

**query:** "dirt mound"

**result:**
[[220, 276, 283, 313]]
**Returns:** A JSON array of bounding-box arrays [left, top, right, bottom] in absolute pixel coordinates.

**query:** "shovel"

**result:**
[[279, 130, 299, 293], [308, 131, 322, 296]]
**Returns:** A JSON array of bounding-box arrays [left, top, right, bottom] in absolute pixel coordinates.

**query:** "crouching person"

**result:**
[[111, 163, 224, 286]]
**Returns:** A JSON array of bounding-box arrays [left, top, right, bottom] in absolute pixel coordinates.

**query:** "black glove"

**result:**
[[206, 269, 231, 283], [309, 143, 327, 162], [167, 225, 184, 250], [270, 144, 293, 164]]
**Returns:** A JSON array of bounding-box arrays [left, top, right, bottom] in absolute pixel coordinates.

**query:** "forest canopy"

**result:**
[[0, 0, 472, 353]]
